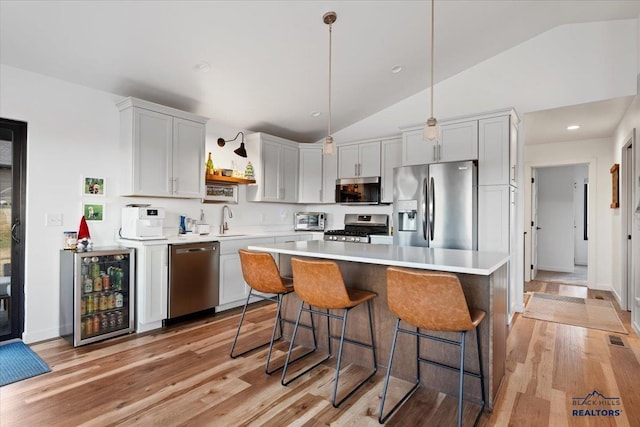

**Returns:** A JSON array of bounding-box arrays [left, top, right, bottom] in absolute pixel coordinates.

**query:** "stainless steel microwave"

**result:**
[[335, 176, 381, 204], [294, 212, 326, 231]]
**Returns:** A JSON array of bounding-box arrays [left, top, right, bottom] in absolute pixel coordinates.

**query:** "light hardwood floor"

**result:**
[[1, 282, 638, 426]]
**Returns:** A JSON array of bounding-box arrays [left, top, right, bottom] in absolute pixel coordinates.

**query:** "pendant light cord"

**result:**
[[328, 22, 333, 137], [430, 0, 434, 119]]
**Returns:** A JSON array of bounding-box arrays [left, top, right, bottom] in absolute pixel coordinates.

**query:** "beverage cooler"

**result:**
[[59, 247, 135, 346]]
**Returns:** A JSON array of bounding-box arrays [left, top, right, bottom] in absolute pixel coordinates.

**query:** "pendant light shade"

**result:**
[[323, 11, 337, 155], [423, 0, 440, 142]]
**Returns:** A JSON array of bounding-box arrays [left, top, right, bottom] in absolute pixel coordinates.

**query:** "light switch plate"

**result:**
[[46, 213, 63, 227]]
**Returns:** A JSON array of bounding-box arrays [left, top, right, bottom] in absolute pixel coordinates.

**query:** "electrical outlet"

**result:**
[[46, 213, 63, 227]]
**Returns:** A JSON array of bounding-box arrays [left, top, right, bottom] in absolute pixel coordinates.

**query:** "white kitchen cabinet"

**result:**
[[133, 244, 168, 333], [245, 133, 299, 203], [478, 185, 510, 253], [401, 121, 477, 166], [478, 185, 518, 322], [338, 140, 381, 178], [402, 128, 434, 166], [218, 237, 275, 311], [298, 145, 323, 203], [117, 97, 207, 198], [322, 151, 338, 203], [478, 115, 511, 186], [381, 137, 402, 203], [439, 121, 478, 162]]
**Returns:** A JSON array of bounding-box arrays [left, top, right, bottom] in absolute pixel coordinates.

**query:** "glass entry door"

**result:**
[[0, 118, 26, 341]]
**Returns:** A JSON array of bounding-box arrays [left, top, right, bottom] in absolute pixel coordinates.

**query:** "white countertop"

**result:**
[[117, 230, 320, 247], [247, 240, 509, 276]]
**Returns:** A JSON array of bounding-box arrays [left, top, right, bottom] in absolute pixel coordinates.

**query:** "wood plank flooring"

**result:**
[[1, 282, 639, 426]]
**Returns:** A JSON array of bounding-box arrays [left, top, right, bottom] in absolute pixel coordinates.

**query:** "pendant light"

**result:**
[[423, 0, 441, 142], [323, 11, 337, 155]]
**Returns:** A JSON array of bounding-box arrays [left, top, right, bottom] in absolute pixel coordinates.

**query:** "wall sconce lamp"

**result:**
[[217, 131, 248, 158]]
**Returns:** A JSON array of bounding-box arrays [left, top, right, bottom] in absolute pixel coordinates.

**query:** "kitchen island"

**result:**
[[247, 240, 509, 409]]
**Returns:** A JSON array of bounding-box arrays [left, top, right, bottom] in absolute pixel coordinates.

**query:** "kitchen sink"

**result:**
[[212, 233, 247, 238]]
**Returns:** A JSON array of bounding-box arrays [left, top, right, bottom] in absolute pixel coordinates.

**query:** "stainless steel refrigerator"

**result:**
[[393, 161, 477, 249]]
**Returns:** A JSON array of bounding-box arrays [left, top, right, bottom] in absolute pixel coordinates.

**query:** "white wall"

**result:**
[[524, 138, 614, 290], [536, 166, 577, 272], [0, 64, 300, 343], [613, 93, 640, 330]]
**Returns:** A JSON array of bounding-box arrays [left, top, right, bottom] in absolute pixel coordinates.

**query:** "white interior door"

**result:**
[[531, 168, 539, 280]]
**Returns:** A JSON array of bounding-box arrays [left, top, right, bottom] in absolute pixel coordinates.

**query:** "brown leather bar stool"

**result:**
[[281, 257, 377, 407], [379, 267, 486, 426], [230, 249, 315, 374]]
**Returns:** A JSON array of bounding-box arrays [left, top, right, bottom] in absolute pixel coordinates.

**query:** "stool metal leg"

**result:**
[[457, 331, 466, 427], [264, 293, 285, 374], [230, 289, 273, 359], [281, 301, 328, 386], [378, 318, 420, 424], [473, 325, 486, 427], [331, 301, 377, 408]]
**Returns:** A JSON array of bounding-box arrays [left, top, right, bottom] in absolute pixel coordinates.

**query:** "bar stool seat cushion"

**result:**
[[239, 249, 293, 294], [387, 267, 480, 332], [292, 258, 376, 309]]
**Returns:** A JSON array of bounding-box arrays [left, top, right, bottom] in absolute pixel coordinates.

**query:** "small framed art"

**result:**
[[82, 177, 105, 196], [83, 203, 104, 221]]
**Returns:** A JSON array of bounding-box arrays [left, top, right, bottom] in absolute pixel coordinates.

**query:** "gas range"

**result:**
[[323, 214, 389, 244]]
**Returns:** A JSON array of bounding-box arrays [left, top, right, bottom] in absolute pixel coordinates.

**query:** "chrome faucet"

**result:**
[[220, 205, 233, 234]]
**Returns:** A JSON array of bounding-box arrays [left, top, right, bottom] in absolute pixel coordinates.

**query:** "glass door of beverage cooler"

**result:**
[[60, 247, 135, 346]]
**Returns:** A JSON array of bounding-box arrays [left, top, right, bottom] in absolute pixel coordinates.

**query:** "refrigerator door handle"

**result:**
[[422, 177, 428, 241], [429, 177, 435, 241]]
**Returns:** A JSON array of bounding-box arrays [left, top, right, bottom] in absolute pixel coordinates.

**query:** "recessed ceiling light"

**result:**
[[391, 65, 403, 74], [310, 111, 322, 117], [194, 61, 211, 73], [567, 125, 580, 130]]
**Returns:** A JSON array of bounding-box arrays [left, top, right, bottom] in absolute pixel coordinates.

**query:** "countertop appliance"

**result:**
[[393, 161, 477, 249], [323, 213, 389, 243], [59, 247, 135, 346], [121, 206, 166, 240], [294, 212, 326, 231], [335, 177, 381, 204], [168, 241, 219, 320]]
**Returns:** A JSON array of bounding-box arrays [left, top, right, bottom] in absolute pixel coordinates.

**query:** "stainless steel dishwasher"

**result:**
[[168, 241, 220, 319]]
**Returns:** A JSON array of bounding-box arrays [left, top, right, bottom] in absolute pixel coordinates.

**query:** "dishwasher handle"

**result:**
[[175, 246, 215, 255]]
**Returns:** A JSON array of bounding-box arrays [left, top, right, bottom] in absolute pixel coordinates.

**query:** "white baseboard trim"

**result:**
[[536, 266, 574, 273]]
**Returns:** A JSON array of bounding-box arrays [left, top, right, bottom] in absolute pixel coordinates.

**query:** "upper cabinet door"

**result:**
[[261, 138, 282, 201], [322, 151, 338, 203], [358, 141, 381, 177], [440, 121, 478, 162], [381, 138, 402, 203], [298, 146, 323, 203], [478, 115, 510, 186], [402, 128, 435, 166], [338, 144, 359, 178], [280, 144, 299, 202], [132, 108, 173, 196], [172, 117, 205, 197]]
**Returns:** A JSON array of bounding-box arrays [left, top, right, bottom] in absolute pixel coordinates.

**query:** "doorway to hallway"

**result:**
[[531, 164, 589, 286]]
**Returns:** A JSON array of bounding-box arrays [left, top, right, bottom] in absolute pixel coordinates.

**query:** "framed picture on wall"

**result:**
[[83, 203, 104, 221], [82, 176, 105, 196], [610, 164, 619, 209]]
